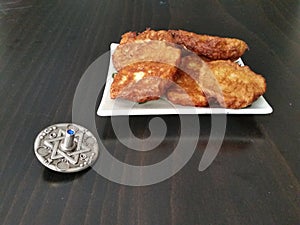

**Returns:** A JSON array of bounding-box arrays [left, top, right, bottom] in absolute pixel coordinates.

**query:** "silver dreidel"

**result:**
[[34, 123, 99, 173]]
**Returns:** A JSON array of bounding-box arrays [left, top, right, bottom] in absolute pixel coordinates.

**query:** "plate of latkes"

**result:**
[[97, 29, 273, 116]]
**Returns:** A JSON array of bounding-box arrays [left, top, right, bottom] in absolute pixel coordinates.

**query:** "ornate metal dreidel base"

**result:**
[[34, 123, 99, 173]]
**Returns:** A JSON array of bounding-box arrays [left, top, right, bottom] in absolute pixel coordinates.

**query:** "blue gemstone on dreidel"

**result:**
[[67, 129, 75, 135]]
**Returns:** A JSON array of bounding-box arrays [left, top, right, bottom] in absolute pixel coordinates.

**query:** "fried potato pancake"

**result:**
[[112, 40, 181, 71], [110, 61, 178, 103], [169, 30, 248, 61], [207, 60, 266, 108], [120, 29, 174, 44], [166, 69, 208, 107], [167, 55, 266, 109]]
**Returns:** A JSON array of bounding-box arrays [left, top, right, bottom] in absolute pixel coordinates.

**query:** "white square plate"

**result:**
[[97, 43, 273, 116]]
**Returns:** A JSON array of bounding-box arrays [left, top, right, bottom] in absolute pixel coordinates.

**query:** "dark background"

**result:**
[[0, 0, 299, 225]]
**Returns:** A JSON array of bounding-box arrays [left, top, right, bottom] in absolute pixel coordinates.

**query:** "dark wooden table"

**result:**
[[0, 0, 299, 224]]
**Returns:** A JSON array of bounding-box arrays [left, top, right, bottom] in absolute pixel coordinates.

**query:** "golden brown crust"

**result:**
[[169, 30, 249, 61], [119, 31, 137, 45], [177, 54, 221, 99], [112, 40, 182, 71], [207, 60, 266, 108], [110, 61, 178, 103], [166, 54, 217, 107], [166, 70, 208, 107], [119, 28, 175, 44]]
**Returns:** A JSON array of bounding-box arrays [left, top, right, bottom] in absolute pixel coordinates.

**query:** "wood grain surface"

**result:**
[[0, 0, 299, 225]]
